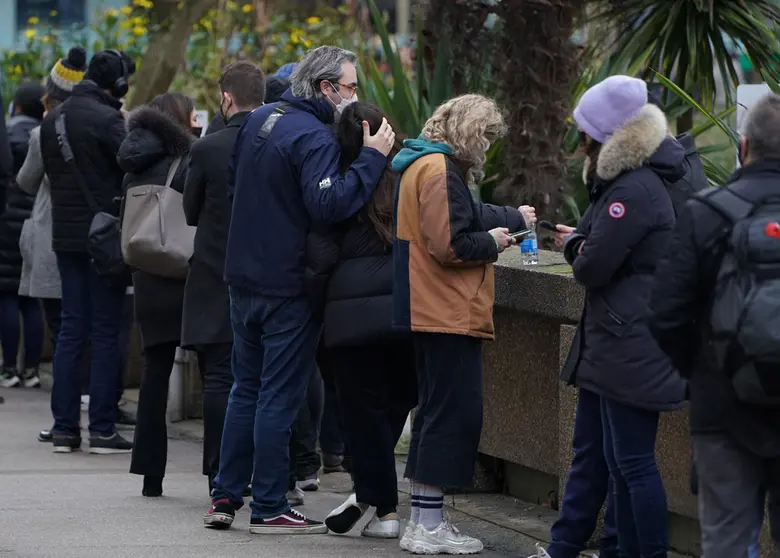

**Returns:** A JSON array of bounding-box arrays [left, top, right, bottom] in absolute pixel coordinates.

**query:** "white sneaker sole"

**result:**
[[409, 540, 484, 555], [362, 529, 400, 539], [204, 514, 234, 528], [89, 447, 132, 454], [23, 378, 40, 388], [1, 378, 20, 388], [249, 524, 328, 535], [53, 446, 81, 453]]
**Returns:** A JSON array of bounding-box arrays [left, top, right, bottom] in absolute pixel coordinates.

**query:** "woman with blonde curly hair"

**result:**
[[392, 94, 536, 554]]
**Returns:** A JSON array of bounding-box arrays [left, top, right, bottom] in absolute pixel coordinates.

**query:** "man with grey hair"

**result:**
[[203, 46, 395, 535], [650, 92, 780, 556]]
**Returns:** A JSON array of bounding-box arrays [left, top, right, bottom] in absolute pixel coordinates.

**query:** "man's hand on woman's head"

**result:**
[[363, 118, 395, 157]]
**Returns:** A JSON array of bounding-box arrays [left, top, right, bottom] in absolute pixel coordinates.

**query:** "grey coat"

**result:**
[[17, 126, 61, 299]]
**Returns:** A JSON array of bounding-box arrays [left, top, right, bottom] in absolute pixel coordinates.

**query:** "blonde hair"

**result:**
[[421, 94, 507, 184]]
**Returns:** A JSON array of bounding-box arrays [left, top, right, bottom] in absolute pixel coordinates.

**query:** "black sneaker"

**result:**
[[204, 498, 236, 529], [116, 408, 136, 427], [52, 434, 82, 453], [21, 367, 40, 388], [38, 429, 53, 442], [322, 453, 346, 474], [250, 509, 328, 535], [89, 432, 133, 454], [0, 367, 20, 388]]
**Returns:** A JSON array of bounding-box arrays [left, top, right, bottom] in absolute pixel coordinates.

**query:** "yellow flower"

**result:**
[[120, 6, 133, 15], [42, 35, 51, 43], [242, 4, 252, 13], [306, 16, 320, 25], [14, 65, 22, 75], [132, 26, 146, 36], [201, 19, 213, 31], [27, 16, 40, 25], [24, 29, 36, 39], [303, 39, 313, 48], [49, 10, 57, 16], [128, 37, 136, 45], [106, 8, 119, 18], [132, 0, 153, 8], [227, 1, 237, 10], [120, 19, 132, 29]]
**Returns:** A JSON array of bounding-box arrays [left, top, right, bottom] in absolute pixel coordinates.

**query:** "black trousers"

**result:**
[[196, 343, 234, 485], [330, 341, 417, 510], [130, 341, 178, 478], [405, 332, 483, 488]]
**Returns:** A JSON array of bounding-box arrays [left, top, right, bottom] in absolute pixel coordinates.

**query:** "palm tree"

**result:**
[[586, 0, 780, 132]]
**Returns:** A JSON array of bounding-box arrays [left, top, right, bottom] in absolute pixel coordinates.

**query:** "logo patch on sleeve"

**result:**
[[608, 202, 626, 219], [318, 177, 332, 190]]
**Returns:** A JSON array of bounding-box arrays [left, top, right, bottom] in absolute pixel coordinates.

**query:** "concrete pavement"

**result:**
[[0, 388, 549, 557]]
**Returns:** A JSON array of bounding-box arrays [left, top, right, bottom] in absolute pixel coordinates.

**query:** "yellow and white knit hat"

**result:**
[[47, 46, 87, 102]]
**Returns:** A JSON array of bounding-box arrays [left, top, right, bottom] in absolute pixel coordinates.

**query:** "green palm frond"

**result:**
[[588, 0, 780, 109]]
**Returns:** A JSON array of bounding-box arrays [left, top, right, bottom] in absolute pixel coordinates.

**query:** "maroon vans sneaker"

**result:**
[[204, 499, 236, 529], [249, 509, 328, 535]]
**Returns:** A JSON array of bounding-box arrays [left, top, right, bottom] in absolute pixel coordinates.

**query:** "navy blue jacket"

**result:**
[[561, 104, 687, 412], [224, 90, 388, 296]]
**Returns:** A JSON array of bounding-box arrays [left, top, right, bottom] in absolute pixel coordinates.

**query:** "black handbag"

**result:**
[[54, 110, 129, 283]]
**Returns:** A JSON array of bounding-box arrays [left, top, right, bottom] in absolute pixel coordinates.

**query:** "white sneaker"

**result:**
[[297, 477, 319, 492], [286, 486, 305, 507], [325, 493, 369, 534], [400, 520, 417, 550], [408, 519, 483, 555], [527, 543, 552, 558], [361, 511, 400, 539]]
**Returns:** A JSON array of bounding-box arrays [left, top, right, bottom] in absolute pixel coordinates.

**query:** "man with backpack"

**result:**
[[650, 92, 780, 556]]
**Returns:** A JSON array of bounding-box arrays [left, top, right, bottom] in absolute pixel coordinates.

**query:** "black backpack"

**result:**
[[664, 133, 709, 217], [697, 187, 780, 406]]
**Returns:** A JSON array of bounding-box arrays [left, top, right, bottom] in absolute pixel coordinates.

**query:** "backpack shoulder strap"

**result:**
[[164, 157, 183, 188], [54, 109, 101, 215], [258, 102, 291, 140], [694, 187, 754, 225]]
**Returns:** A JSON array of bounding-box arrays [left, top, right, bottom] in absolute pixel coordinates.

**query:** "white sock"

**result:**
[[417, 486, 443, 530], [411, 485, 420, 524]]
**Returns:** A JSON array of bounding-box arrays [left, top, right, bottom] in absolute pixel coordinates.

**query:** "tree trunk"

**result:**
[[126, 0, 220, 108], [493, 0, 583, 219]]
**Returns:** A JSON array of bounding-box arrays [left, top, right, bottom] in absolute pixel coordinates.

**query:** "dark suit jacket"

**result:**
[[181, 111, 249, 347]]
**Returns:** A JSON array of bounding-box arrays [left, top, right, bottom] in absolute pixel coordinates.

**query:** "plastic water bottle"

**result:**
[[520, 226, 539, 265]]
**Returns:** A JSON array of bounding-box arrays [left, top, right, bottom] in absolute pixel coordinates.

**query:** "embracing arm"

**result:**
[[17, 127, 44, 195]]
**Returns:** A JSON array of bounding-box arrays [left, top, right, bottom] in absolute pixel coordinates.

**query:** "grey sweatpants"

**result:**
[[694, 433, 780, 558]]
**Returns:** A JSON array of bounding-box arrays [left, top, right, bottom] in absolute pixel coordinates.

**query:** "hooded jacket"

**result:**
[[393, 139, 525, 340], [117, 106, 192, 349], [561, 104, 687, 412], [224, 89, 387, 298]]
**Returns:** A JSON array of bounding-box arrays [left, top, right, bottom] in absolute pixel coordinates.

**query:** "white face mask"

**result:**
[[326, 82, 358, 114]]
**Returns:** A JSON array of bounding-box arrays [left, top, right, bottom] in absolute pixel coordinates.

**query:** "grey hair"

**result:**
[[744, 93, 780, 160], [290, 46, 358, 99]]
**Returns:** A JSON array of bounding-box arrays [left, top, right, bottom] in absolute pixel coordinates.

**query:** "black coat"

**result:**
[[0, 92, 13, 213], [117, 106, 193, 349], [39, 80, 127, 253], [561, 105, 686, 412], [651, 160, 780, 457], [0, 116, 38, 293], [311, 213, 402, 348], [181, 111, 248, 348]]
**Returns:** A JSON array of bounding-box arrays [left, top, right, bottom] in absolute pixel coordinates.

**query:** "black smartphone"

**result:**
[[509, 229, 533, 240], [538, 220, 557, 232]]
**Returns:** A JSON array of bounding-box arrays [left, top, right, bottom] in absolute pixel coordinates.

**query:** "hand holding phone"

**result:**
[[509, 229, 533, 240], [489, 227, 514, 253]]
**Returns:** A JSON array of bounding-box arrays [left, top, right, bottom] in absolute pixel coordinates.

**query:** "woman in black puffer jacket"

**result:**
[[0, 82, 45, 389], [117, 93, 196, 498], [320, 103, 417, 539]]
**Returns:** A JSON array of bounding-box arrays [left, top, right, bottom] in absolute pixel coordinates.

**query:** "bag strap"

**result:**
[[695, 187, 755, 225], [54, 109, 101, 216], [258, 102, 290, 140], [164, 157, 182, 188]]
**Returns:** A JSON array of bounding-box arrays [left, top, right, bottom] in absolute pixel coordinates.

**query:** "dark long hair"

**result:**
[[149, 92, 195, 129], [337, 102, 403, 245], [579, 131, 603, 185]]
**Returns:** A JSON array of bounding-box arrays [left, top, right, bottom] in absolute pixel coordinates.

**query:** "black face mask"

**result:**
[[191, 127, 203, 138]]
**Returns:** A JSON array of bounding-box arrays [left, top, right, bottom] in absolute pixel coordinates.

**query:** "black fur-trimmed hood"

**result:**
[[117, 106, 192, 174]]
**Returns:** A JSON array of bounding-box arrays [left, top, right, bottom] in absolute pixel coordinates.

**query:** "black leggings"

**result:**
[[130, 341, 178, 478], [329, 341, 417, 512]]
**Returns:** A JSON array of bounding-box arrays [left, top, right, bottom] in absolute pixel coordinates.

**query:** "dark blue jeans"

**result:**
[[212, 288, 321, 519], [0, 294, 43, 370], [51, 253, 125, 437], [549, 388, 617, 558], [601, 397, 668, 558]]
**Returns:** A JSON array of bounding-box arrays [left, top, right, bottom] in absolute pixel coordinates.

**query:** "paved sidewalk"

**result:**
[[0, 388, 548, 557]]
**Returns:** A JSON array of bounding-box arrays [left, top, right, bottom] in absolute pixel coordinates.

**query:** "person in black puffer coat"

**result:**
[[0, 82, 45, 389], [118, 93, 195, 498], [321, 102, 417, 538]]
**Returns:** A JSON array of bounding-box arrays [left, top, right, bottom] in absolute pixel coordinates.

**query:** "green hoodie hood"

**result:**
[[391, 135, 453, 174]]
